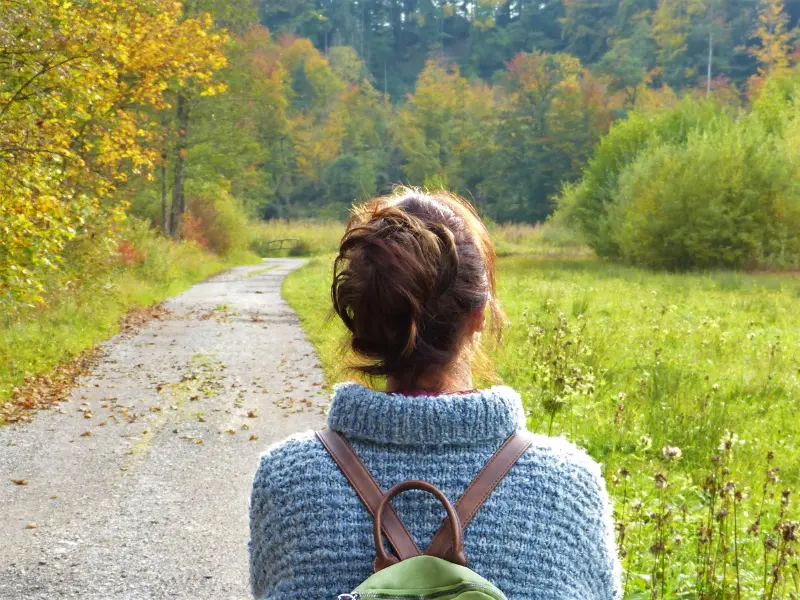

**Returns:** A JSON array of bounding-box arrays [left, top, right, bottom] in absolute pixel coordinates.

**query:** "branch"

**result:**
[[0, 55, 88, 119]]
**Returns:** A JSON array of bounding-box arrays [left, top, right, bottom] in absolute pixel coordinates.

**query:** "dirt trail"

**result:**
[[0, 258, 327, 600]]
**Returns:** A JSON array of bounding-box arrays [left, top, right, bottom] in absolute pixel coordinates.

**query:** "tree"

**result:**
[[561, 0, 620, 64], [483, 52, 613, 221], [0, 0, 226, 305], [651, 0, 707, 89], [749, 0, 794, 76]]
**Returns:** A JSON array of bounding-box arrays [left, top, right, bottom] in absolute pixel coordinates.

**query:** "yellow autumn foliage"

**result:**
[[0, 0, 227, 310]]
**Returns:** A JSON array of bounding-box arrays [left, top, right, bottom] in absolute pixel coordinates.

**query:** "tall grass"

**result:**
[[252, 218, 590, 259], [283, 254, 800, 598], [250, 220, 344, 257], [486, 221, 592, 258]]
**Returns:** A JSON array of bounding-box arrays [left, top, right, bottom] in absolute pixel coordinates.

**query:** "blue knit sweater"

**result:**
[[249, 383, 621, 600]]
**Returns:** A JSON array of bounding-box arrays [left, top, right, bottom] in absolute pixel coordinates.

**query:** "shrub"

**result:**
[[557, 84, 800, 270], [608, 120, 799, 269], [555, 98, 728, 259], [185, 185, 251, 257]]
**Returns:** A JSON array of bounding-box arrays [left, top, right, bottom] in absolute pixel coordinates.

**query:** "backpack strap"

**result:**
[[316, 429, 420, 561], [426, 430, 534, 560]]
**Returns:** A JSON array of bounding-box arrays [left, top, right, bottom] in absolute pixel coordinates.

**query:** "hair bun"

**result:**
[[332, 190, 501, 383]]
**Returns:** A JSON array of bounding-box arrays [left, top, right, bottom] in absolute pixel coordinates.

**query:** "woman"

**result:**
[[249, 189, 621, 599]]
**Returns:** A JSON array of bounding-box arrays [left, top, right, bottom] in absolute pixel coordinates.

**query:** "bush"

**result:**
[[184, 185, 251, 257], [557, 87, 800, 270], [608, 120, 798, 269], [556, 99, 727, 256]]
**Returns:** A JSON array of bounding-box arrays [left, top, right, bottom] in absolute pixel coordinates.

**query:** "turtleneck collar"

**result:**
[[327, 382, 526, 446]]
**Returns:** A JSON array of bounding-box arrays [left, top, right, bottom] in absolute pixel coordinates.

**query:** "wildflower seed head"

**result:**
[[718, 430, 738, 452], [779, 521, 798, 542], [618, 467, 630, 480], [654, 472, 668, 489], [767, 450, 775, 462], [764, 535, 777, 550], [649, 541, 666, 555], [781, 489, 791, 505], [662, 445, 682, 461], [769, 468, 780, 485]]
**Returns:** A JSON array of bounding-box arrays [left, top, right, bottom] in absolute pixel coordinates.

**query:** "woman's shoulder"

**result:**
[[251, 430, 327, 489], [515, 431, 608, 498]]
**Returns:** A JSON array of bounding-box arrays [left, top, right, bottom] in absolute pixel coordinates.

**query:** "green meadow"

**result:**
[[284, 242, 800, 599]]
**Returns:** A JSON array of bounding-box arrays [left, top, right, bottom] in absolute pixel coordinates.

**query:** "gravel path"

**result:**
[[0, 258, 327, 600]]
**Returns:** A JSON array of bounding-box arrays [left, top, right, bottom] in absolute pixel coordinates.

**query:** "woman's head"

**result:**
[[332, 188, 502, 390]]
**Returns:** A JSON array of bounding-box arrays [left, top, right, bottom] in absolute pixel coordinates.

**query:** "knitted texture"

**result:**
[[249, 383, 622, 600]]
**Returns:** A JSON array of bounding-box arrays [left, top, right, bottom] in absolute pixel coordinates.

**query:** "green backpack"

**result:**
[[316, 429, 533, 600]]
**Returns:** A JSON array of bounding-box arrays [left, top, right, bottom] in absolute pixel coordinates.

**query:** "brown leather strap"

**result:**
[[374, 480, 467, 572], [316, 429, 420, 561], [426, 430, 534, 559]]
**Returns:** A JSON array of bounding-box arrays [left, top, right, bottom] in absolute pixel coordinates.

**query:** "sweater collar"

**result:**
[[327, 382, 526, 446]]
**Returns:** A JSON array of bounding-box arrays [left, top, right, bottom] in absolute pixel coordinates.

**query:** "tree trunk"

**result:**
[[169, 92, 189, 239], [160, 112, 169, 235]]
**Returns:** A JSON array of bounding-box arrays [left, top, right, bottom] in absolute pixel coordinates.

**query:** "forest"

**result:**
[[4, 0, 800, 313]]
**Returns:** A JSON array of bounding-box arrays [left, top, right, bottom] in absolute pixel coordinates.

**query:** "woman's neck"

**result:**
[[386, 357, 474, 395]]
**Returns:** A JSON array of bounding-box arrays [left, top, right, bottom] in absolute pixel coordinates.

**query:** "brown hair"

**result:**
[[332, 188, 502, 385]]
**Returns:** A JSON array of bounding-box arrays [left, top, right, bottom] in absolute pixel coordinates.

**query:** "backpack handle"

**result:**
[[373, 480, 467, 572]]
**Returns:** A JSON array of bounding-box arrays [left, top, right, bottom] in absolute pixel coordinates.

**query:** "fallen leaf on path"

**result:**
[[241, 423, 250, 430], [80, 431, 93, 437], [249, 434, 259, 441], [26, 522, 38, 529], [195, 439, 204, 445], [118, 304, 174, 338], [247, 410, 258, 418], [11, 479, 28, 486], [0, 347, 100, 424]]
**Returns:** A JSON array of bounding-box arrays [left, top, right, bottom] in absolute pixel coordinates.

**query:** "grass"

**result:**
[[283, 253, 800, 599], [0, 223, 259, 411], [250, 218, 589, 259], [250, 219, 344, 257], [486, 220, 592, 258]]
